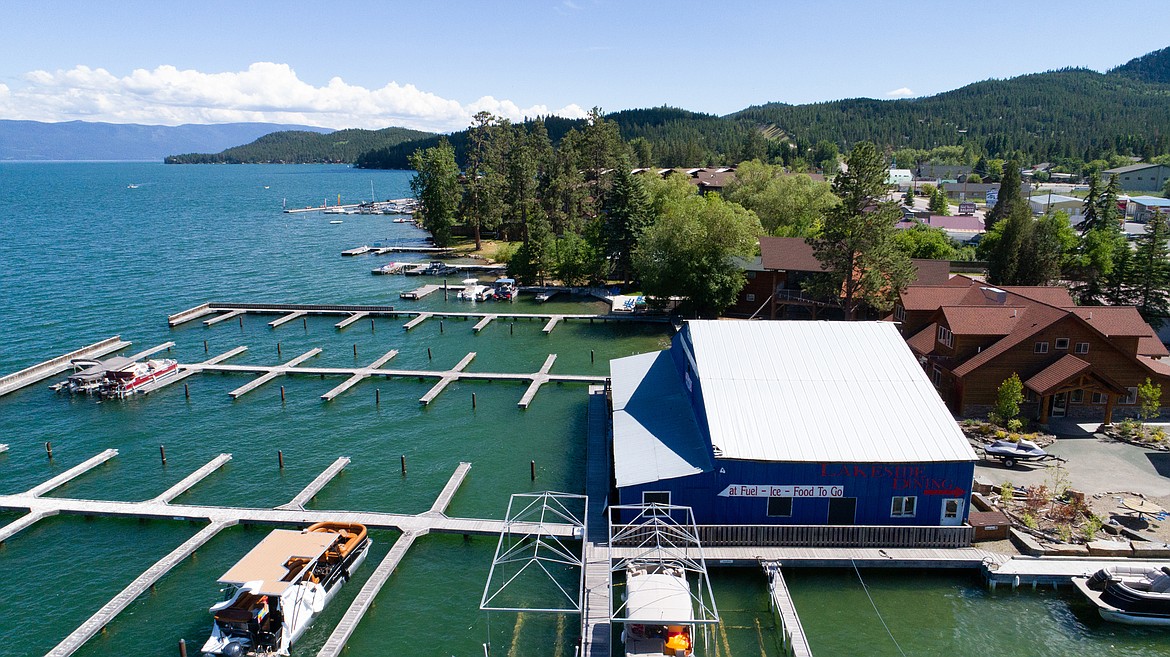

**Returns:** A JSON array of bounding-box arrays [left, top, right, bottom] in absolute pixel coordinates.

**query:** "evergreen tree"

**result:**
[[602, 162, 652, 284], [1131, 209, 1170, 327], [461, 112, 505, 250], [1097, 174, 1122, 230], [929, 187, 950, 215], [1020, 210, 1077, 285], [982, 202, 1033, 285], [808, 142, 915, 318], [1079, 173, 1102, 234], [986, 159, 1022, 229], [408, 138, 461, 247]]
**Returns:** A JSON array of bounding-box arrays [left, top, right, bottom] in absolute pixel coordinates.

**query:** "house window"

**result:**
[[894, 304, 906, 322], [891, 496, 917, 518], [642, 491, 670, 515], [937, 325, 953, 347], [932, 366, 943, 388], [1034, 342, 1049, 354], [767, 496, 793, 517], [746, 294, 756, 302], [1055, 338, 1069, 350], [1092, 392, 1107, 404], [746, 271, 756, 279], [1123, 387, 1138, 405], [1071, 389, 1084, 404], [1075, 342, 1089, 354]]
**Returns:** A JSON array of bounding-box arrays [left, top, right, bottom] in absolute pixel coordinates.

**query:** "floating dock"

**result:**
[[580, 388, 612, 657], [0, 336, 131, 397], [169, 303, 400, 328], [763, 562, 813, 657]]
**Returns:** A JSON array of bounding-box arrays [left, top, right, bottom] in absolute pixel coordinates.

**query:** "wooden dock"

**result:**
[[517, 354, 557, 408], [581, 388, 612, 657], [984, 555, 1170, 587], [204, 309, 244, 326], [426, 462, 471, 515], [30, 449, 119, 497], [227, 348, 321, 398], [169, 303, 400, 328], [45, 520, 237, 657], [152, 454, 232, 504], [277, 457, 350, 510], [402, 312, 432, 329], [400, 284, 465, 300], [419, 352, 476, 405], [335, 311, 369, 329], [268, 310, 307, 328], [607, 545, 998, 568], [763, 562, 813, 657], [139, 346, 247, 395], [473, 315, 493, 332], [321, 349, 399, 401], [0, 336, 131, 397]]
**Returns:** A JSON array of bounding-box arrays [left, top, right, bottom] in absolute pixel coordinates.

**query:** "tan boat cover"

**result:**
[[218, 529, 337, 596]]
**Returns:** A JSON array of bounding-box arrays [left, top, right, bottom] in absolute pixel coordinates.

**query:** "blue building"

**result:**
[[609, 321, 976, 527]]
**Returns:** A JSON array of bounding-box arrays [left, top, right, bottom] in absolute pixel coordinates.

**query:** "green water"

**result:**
[[2, 163, 1167, 656]]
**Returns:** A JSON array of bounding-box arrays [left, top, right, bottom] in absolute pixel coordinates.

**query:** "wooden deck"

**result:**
[[580, 388, 612, 657], [984, 555, 1170, 587], [227, 348, 321, 398], [0, 336, 130, 397], [152, 454, 232, 504], [276, 457, 349, 510], [762, 562, 813, 657]]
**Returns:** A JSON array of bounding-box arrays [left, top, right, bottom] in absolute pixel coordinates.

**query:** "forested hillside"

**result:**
[[165, 126, 433, 164]]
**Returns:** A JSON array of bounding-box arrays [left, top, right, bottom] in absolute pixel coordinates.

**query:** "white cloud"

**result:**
[[0, 62, 588, 132], [884, 87, 915, 98]]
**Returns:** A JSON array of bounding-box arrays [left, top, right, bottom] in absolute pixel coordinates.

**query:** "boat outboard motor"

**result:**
[[222, 642, 246, 657]]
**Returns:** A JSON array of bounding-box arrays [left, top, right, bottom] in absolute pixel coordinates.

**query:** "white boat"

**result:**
[[372, 262, 405, 275], [457, 278, 488, 301], [621, 561, 695, 656], [53, 356, 179, 398], [492, 278, 517, 301], [329, 220, 343, 224], [1073, 565, 1170, 626], [201, 522, 371, 656]]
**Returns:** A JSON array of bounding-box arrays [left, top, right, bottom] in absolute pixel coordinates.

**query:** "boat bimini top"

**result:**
[[217, 530, 338, 597]]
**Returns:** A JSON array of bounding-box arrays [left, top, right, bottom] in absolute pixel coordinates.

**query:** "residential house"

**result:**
[[890, 276, 1170, 423], [915, 164, 972, 181]]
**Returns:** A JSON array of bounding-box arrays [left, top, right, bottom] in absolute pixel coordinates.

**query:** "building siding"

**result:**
[[619, 459, 975, 526]]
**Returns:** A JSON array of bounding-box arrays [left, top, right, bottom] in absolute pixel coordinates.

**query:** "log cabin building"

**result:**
[[891, 276, 1170, 423]]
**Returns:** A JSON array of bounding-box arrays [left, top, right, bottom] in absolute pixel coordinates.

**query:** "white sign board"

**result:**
[[718, 484, 844, 498]]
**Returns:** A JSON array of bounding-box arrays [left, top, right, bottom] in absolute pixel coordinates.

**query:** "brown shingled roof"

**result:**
[[910, 259, 951, 285], [759, 237, 826, 272], [1003, 286, 1075, 308], [906, 323, 940, 355], [1071, 306, 1158, 337], [940, 306, 1024, 336], [951, 304, 1070, 377], [1023, 355, 1092, 395]]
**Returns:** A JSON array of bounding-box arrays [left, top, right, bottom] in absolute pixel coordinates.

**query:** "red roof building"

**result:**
[[890, 276, 1170, 423]]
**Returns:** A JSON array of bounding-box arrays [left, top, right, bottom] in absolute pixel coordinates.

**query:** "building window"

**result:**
[[1075, 342, 1089, 354], [932, 366, 943, 388], [1034, 342, 1049, 354], [1123, 387, 1138, 405], [1092, 392, 1107, 405], [746, 294, 756, 302], [642, 491, 670, 515], [943, 499, 962, 520], [1055, 338, 1069, 350], [937, 325, 953, 347], [767, 497, 793, 517], [891, 496, 917, 518], [1071, 389, 1084, 404], [894, 304, 906, 322], [746, 271, 756, 279]]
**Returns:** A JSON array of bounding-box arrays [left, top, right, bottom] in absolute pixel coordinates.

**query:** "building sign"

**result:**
[[958, 202, 976, 215], [718, 484, 844, 498], [985, 189, 998, 205]]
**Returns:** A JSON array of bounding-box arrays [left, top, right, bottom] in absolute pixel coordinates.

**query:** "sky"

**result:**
[[1, 0, 1167, 133]]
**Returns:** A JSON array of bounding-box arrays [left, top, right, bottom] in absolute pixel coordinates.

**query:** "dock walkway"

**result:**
[[581, 388, 612, 657], [984, 555, 1170, 587], [227, 348, 321, 398], [152, 454, 232, 504], [763, 562, 813, 657], [277, 457, 349, 510], [0, 336, 130, 397]]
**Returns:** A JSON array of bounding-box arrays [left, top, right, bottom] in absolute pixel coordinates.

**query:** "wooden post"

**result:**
[[184, 383, 190, 399], [280, 385, 286, 403], [530, 460, 536, 481], [1104, 394, 1116, 426], [277, 342, 282, 357], [179, 638, 188, 657], [427, 347, 432, 360], [203, 340, 208, 353], [376, 389, 380, 405], [401, 454, 407, 476], [278, 450, 284, 469], [160, 445, 167, 466], [303, 317, 307, 331], [510, 322, 514, 335], [238, 315, 243, 328], [591, 349, 595, 363], [354, 343, 358, 358], [440, 320, 444, 333], [371, 318, 375, 333], [45, 441, 53, 460], [472, 392, 477, 409]]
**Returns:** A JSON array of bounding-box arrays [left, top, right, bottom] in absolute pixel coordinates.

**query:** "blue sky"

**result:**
[[1, 0, 1166, 132]]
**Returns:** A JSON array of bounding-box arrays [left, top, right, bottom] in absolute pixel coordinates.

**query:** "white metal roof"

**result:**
[[684, 320, 976, 463], [610, 350, 712, 488], [625, 571, 694, 623], [219, 529, 336, 596]]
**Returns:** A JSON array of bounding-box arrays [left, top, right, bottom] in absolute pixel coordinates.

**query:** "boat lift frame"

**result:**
[[480, 492, 587, 614], [608, 504, 720, 628]]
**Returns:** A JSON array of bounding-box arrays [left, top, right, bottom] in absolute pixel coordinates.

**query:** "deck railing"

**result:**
[[611, 524, 972, 548]]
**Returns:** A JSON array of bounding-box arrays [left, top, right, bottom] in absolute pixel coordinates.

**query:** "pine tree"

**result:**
[[1079, 173, 1101, 233], [985, 202, 1034, 285], [986, 160, 1022, 229], [1131, 209, 1170, 327], [602, 162, 652, 284], [408, 138, 461, 247], [1097, 174, 1122, 230]]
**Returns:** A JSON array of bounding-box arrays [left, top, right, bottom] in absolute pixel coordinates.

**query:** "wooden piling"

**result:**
[[203, 340, 208, 353], [440, 320, 444, 333], [530, 460, 536, 481], [427, 347, 432, 360], [376, 389, 380, 405], [277, 342, 281, 357], [371, 318, 375, 333], [472, 392, 476, 409], [510, 322, 514, 335], [46, 441, 53, 460], [303, 317, 307, 330], [184, 383, 189, 399], [179, 638, 187, 657], [354, 343, 358, 358], [160, 445, 167, 466], [238, 315, 243, 328], [591, 349, 595, 363], [280, 385, 286, 402], [278, 450, 284, 469], [400, 454, 406, 476]]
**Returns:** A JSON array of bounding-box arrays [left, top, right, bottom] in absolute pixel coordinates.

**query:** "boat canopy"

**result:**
[[495, 278, 515, 285], [626, 572, 695, 624], [218, 530, 337, 596], [69, 356, 136, 381]]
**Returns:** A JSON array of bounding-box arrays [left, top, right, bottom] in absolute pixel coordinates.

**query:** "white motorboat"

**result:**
[[457, 278, 488, 301], [621, 561, 695, 656], [53, 356, 179, 398], [201, 522, 371, 656], [1073, 565, 1170, 626]]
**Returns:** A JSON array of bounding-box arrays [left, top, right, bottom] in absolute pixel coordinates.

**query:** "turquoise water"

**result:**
[[0, 163, 1166, 656]]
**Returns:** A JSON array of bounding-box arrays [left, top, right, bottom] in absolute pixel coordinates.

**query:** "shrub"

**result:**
[[1082, 515, 1104, 541], [1007, 418, 1023, 433], [1057, 524, 1073, 544], [993, 374, 1024, 426], [1151, 427, 1167, 443], [1000, 482, 1015, 505], [1021, 511, 1039, 529]]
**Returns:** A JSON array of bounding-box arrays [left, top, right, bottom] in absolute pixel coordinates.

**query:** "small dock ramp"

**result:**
[[763, 561, 814, 657]]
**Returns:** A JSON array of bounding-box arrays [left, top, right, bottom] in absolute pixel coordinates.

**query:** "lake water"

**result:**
[[0, 163, 1165, 656]]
